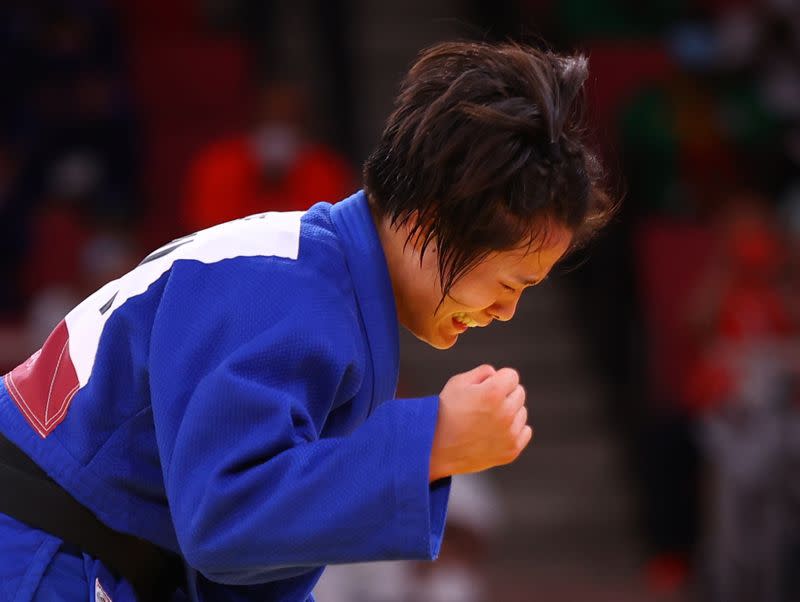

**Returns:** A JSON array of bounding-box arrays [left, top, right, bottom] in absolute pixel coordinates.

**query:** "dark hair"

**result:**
[[363, 41, 616, 297]]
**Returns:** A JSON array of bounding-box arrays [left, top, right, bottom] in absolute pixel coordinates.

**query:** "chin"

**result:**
[[412, 327, 458, 350], [402, 319, 459, 350], [426, 336, 457, 350]]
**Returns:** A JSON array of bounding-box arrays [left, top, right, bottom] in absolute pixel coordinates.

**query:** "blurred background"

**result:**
[[0, 1, 798, 601]]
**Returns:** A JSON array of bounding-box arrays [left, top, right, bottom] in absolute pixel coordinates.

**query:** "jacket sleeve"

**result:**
[[148, 258, 450, 585]]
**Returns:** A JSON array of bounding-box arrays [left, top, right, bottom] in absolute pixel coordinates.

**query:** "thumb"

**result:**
[[460, 364, 496, 385]]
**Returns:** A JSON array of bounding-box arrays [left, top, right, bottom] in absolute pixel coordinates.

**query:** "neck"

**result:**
[[370, 205, 413, 331]]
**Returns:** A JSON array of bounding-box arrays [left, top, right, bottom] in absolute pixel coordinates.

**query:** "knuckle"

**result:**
[[499, 367, 520, 386], [503, 405, 519, 425], [502, 396, 523, 419], [503, 447, 520, 464], [483, 380, 504, 403], [504, 431, 520, 452]]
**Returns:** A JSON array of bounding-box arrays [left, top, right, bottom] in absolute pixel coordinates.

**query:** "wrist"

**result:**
[[428, 445, 452, 483], [429, 462, 450, 483]]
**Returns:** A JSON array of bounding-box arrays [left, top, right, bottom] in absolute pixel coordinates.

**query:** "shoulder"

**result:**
[[298, 202, 348, 272], [157, 205, 358, 336]]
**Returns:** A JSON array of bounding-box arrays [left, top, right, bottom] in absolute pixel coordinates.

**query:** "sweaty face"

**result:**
[[384, 220, 574, 349]]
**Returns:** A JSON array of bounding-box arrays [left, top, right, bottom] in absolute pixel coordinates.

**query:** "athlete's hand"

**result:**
[[429, 364, 532, 482]]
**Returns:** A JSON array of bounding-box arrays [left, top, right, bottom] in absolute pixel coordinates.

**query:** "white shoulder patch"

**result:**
[[65, 211, 305, 387]]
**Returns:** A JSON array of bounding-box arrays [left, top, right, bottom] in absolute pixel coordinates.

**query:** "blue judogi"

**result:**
[[0, 191, 450, 601]]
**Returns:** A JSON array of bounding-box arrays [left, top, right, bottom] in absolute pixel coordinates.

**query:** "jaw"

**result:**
[[425, 334, 457, 350], [402, 319, 458, 350]]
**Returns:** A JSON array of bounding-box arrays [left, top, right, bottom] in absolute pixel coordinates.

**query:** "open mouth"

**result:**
[[452, 312, 479, 331]]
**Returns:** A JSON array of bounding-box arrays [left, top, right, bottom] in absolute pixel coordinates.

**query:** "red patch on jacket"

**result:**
[[4, 320, 80, 437]]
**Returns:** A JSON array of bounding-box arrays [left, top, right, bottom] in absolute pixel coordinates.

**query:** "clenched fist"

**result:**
[[429, 364, 532, 482]]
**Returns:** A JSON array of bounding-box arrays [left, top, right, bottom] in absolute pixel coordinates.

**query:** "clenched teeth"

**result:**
[[453, 312, 479, 327]]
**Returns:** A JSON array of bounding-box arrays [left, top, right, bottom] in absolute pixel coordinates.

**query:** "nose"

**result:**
[[488, 294, 521, 322]]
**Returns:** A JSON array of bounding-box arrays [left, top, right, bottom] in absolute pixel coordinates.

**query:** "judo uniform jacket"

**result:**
[[0, 190, 451, 601]]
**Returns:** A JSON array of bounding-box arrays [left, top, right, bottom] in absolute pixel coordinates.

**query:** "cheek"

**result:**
[[445, 280, 497, 311]]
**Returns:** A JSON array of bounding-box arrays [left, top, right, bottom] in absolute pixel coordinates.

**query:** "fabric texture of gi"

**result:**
[[0, 190, 451, 601]]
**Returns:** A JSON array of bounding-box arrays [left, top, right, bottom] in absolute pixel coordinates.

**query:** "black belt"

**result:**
[[0, 433, 185, 601]]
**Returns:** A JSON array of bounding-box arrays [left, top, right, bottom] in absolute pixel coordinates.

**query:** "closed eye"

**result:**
[[503, 278, 543, 293]]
